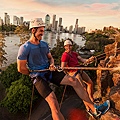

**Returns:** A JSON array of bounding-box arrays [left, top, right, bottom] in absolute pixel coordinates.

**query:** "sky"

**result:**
[[0, 0, 120, 31]]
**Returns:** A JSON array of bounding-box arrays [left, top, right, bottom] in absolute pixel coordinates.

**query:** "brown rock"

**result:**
[[112, 73, 120, 86], [100, 111, 120, 120], [109, 85, 120, 112]]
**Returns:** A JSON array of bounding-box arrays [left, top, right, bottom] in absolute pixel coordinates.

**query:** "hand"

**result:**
[[88, 56, 95, 63], [49, 64, 56, 71], [84, 56, 95, 65]]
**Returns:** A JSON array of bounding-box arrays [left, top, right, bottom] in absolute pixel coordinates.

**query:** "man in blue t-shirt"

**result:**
[[17, 18, 110, 120]]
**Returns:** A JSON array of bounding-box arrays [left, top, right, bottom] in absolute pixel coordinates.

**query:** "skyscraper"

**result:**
[[45, 14, 50, 30], [75, 19, 78, 25], [58, 17, 63, 32], [69, 25, 73, 33], [59, 17, 62, 27], [77, 27, 86, 34], [54, 21, 58, 31], [13, 16, 19, 26], [74, 19, 78, 34], [0, 17, 3, 26], [52, 15, 56, 29], [20, 17, 24, 25], [4, 13, 10, 25]]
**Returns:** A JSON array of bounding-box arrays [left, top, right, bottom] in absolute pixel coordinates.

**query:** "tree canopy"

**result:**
[[83, 32, 114, 53], [0, 78, 32, 113], [0, 63, 34, 114]]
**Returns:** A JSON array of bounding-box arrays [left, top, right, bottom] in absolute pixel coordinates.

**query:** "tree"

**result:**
[[0, 63, 39, 114], [0, 33, 7, 66], [0, 63, 21, 88], [14, 25, 30, 45], [83, 32, 114, 53], [0, 24, 16, 32], [0, 78, 32, 113], [14, 25, 29, 34]]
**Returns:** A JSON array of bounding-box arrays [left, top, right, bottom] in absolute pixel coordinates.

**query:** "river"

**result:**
[[1, 31, 85, 68]]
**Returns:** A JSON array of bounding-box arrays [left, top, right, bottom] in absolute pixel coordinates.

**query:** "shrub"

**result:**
[[0, 78, 32, 113]]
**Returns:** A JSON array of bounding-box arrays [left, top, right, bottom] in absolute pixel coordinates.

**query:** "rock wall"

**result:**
[[92, 42, 120, 120]]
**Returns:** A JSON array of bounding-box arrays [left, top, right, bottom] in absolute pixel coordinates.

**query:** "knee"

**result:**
[[86, 80, 93, 87], [45, 92, 60, 111]]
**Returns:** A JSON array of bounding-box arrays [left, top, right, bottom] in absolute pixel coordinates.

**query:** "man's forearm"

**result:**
[[21, 70, 29, 75], [18, 67, 30, 75], [49, 57, 54, 65]]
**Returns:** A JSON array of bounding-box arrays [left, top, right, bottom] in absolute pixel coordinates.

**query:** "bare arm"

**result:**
[[77, 55, 87, 63], [47, 52, 57, 71], [17, 59, 29, 75], [78, 55, 95, 65], [47, 52, 54, 65], [61, 62, 68, 69]]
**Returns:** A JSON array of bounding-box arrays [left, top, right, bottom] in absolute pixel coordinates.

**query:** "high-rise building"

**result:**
[[54, 21, 58, 31], [45, 14, 50, 30], [20, 17, 24, 25], [52, 15, 56, 29], [4, 13, 10, 25], [77, 27, 86, 34], [75, 19, 78, 25], [69, 25, 73, 33], [81, 27, 85, 33], [59, 17, 62, 27], [64, 27, 68, 32], [0, 17, 3, 26], [74, 19, 78, 34], [58, 17, 63, 31], [4, 13, 7, 25], [13, 16, 20, 26], [13, 16, 24, 26]]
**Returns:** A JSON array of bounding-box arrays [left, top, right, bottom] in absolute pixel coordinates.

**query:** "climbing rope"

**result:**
[[30, 66, 119, 73], [28, 84, 35, 120], [59, 85, 67, 109]]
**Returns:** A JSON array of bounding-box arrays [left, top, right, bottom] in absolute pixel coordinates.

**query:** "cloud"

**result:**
[[83, 3, 120, 16], [35, 0, 120, 5], [1, 0, 120, 17]]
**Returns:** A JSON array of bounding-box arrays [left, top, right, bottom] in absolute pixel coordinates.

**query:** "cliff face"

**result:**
[[92, 42, 120, 120]]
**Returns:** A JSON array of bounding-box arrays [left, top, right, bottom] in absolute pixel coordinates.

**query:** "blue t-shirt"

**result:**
[[17, 40, 51, 79]]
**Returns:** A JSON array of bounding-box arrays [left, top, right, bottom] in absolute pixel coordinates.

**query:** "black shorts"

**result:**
[[33, 71, 66, 98]]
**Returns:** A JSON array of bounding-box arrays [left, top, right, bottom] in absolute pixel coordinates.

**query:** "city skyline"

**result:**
[[0, 0, 120, 31]]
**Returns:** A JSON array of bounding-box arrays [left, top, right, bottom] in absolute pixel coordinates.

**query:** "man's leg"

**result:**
[[67, 72, 93, 110], [68, 71, 93, 102], [45, 91, 65, 120], [34, 77, 65, 120], [60, 74, 97, 114], [78, 72, 94, 102], [50, 71, 109, 118]]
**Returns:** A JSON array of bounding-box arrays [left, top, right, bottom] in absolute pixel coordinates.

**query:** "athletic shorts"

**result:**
[[33, 71, 66, 98]]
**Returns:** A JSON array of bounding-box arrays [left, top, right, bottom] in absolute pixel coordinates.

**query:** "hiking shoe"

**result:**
[[94, 100, 110, 115], [94, 97, 102, 103], [87, 109, 101, 118]]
